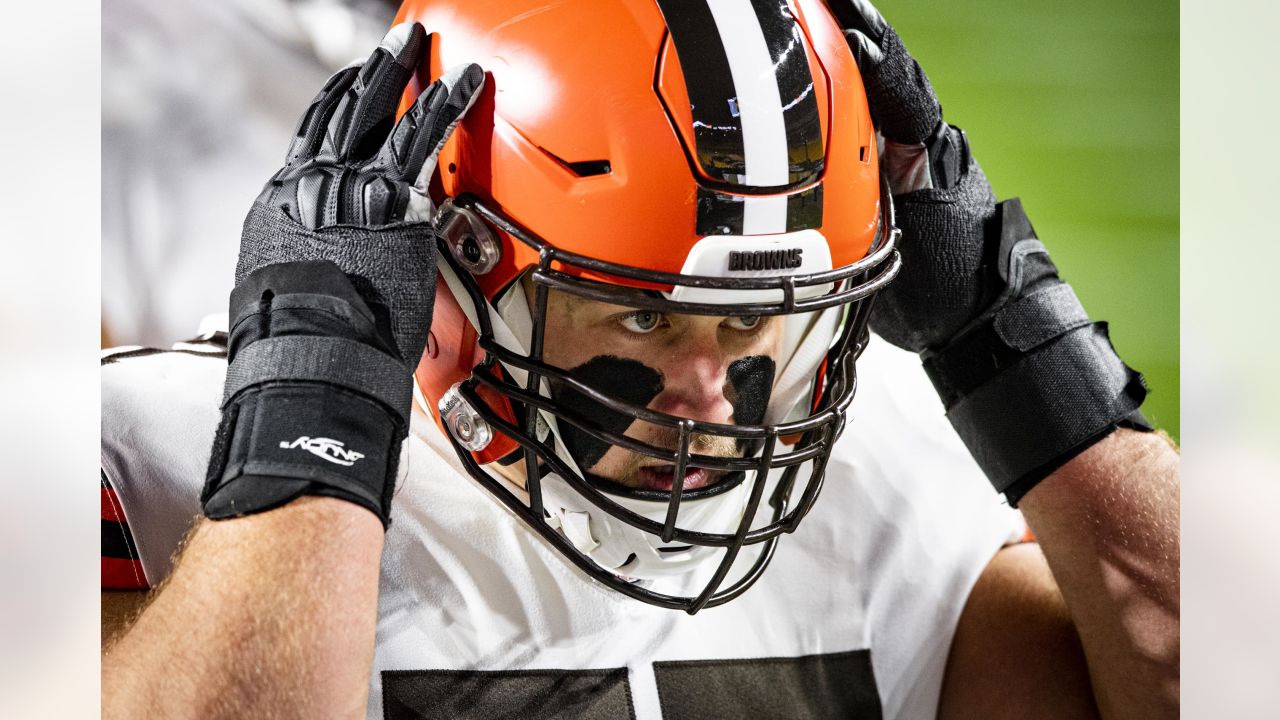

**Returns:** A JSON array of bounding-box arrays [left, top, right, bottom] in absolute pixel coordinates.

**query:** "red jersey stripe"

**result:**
[[102, 556, 149, 591], [102, 485, 127, 523]]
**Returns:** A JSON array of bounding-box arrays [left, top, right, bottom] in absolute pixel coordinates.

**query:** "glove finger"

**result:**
[[843, 27, 883, 66], [393, 63, 486, 222], [829, 0, 941, 144], [828, 0, 888, 45], [861, 29, 941, 144], [323, 22, 427, 162], [374, 31, 439, 182], [282, 63, 362, 167]]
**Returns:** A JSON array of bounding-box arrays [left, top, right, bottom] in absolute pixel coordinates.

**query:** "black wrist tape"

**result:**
[[921, 199, 1153, 504], [202, 382, 404, 527], [927, 321, 1149, 505], [223, 334, 412, 425], [925, 282, 1092, 406]]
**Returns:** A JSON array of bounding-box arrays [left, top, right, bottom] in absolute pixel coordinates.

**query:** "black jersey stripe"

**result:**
[[101, 472, 142, 562], [101, 518, 141, 560], [746, 0, 825, 184], [655, 0, 746, 185], [383, 668, 633, 720], [653, 649, 882, 719]]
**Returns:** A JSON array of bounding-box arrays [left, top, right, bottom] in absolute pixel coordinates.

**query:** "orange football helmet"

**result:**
[[396, 0, 898, 612]]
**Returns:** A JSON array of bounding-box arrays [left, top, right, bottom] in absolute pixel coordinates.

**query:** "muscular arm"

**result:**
[[1019, 429, 1180, 718], [102, 591, 148, 648], [100, 25, 482, 719], [940, 543, 1098, 720], [102, 497, 384, 720]]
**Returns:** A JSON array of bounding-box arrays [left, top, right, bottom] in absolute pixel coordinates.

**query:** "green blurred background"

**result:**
[[884, 1, 1179, 439]]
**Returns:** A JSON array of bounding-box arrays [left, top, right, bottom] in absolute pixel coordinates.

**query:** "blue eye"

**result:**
[[621, 311, 663, 333], [726, 315, 761, 331]]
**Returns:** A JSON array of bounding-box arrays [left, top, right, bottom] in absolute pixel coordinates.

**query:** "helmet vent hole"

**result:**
[[566, 159, 612, 177], [859, 145, 869, 163], [541, 147, 612, 177]]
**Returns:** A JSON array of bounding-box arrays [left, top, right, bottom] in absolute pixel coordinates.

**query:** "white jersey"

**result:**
[[102, 334, 1023, 719]]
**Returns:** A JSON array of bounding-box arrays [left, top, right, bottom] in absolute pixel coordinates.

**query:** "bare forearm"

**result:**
[[1019, 429, 1180, 719], [102, 497, 384, 720]]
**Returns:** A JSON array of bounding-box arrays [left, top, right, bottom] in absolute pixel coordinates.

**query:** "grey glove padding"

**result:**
[[870, 155, 997, 352], [236, 203, 436, 368]]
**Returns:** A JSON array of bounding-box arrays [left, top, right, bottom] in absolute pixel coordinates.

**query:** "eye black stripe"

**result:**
[[746, 0, 825, 184], [655, 0, 747, 185]]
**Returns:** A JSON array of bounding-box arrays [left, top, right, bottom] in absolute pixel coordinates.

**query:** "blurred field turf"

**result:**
[[882, 1, 1179, 439]]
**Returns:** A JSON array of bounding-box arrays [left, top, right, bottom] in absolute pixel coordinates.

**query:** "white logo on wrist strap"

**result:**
[[279, 436, 365, 466]]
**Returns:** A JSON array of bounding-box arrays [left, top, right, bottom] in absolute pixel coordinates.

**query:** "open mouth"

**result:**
[[635, 465, 718, 492]]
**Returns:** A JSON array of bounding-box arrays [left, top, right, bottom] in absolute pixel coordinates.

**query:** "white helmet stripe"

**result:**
[[705, 0, 791, 187]]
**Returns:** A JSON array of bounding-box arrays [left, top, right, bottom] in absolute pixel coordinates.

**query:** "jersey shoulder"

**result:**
[[818, 333, 1027, 717], [101, 334, 227, 587]]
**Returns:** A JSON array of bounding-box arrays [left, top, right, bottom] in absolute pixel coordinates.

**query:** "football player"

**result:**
[[101, 1, 1179, 718]]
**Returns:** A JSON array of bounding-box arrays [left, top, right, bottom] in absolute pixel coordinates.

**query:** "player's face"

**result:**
[[536, 284, 784, 492]]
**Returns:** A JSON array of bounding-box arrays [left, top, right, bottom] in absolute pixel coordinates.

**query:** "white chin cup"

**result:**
[[539, 472, 750, 580]]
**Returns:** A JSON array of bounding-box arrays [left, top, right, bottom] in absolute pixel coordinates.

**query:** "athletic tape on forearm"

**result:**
[[934, 322, 1148, 500], [222, 335, 413, 422], [925, 283, 1093, 406], [994, 284, 1090, 350]]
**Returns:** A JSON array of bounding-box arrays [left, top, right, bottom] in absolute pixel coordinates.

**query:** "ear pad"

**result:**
[[550, 355, 665, 470]]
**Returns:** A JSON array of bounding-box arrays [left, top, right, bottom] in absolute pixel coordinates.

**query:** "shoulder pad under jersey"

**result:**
[[101, 335, 226, 586]]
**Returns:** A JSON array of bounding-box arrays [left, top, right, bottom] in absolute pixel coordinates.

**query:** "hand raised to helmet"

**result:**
[[829, 0, 995, 353], [242, 22, 485, 366], [258, 23, 478, 230], [830, 0, 1148, 501], [202, 23, 486, 528]]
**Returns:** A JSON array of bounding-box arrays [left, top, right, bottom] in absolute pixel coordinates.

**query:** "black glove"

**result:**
[[830, 0, 1149, 503], [201, 22, 485, 527]]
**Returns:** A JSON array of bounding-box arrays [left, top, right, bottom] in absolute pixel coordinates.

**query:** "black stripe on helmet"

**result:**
[[786, 181, 824, 230], [696, 183, 824, 236], [696, 187, 747, 236], [655, 0, 747, 184], [746, 0, 825, 185]]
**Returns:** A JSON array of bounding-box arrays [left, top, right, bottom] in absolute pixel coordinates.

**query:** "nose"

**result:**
[[651, 324, 735, 424]]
